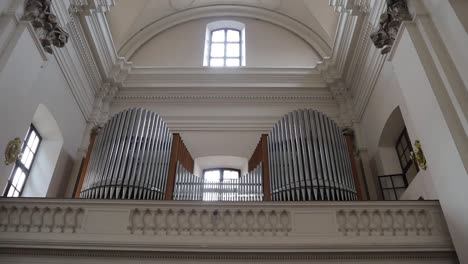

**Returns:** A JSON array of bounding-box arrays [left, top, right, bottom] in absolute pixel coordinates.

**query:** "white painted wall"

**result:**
[[130, 17, 320, 68], [390, 25, 468, 262], [358, 62, 436, 200], [0, 25, 86, 197]]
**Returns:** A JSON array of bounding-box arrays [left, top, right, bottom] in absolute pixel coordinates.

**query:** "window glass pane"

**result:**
[[27, 134, 36, 149], [13, 190, 19, 197], [31, 136, 40, 153], [401, 136, 407, 148], [383, 189, 396, 200], [211, 30, 225, 42], [210, 58, 224, 67], [223, 170, 239, 181], [12, 169, 22, 187], [404, 149, 411, 162], [226, 59, 240, 67], [400, 156, 407, 169], [395, 188, 406, 199], [379, 177, 393, 189], [226, 43, 240, 57], [204, 170, 221, 182], [392, 175, 406, 188], [20, 150, 30, 165], [16, 171, 26, 190], [25, 151, 34, 169], [227, 30, 240, 42], [7, 187, 15, 197], [210, 43, 225, 57], [397, 144, 403, 155]]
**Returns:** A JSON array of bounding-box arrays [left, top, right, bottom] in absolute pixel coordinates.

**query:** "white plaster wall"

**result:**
[[422, 0, 468, 89], [391, 27, 468, 262], [358, 62, 435, 200], [0, 26, 86, 197], [130, 17, 320, 68]]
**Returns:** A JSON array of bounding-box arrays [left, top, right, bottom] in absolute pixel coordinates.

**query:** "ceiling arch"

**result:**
[[118, 5, 332, 60]]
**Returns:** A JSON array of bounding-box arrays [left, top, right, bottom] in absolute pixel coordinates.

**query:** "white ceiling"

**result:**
[[107, 0, 339, 54]]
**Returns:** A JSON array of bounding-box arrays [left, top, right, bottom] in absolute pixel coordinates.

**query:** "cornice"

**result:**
[[124, 67, 327, 88], [64, 0, 392, 127]]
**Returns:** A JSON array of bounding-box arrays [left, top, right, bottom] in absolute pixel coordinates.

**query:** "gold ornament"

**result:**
[[4, 137, 22, 165], [413, 140, 427, 170]]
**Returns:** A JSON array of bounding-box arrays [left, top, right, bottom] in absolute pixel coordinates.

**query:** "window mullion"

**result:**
[[224, 29, 227, 66]]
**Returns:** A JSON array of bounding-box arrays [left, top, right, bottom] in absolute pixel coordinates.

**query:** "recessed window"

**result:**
[[3, 125, 41, 197], [202, 168, 240, 201], [203, 21, 245, 67], [395, 128, 418, 176]]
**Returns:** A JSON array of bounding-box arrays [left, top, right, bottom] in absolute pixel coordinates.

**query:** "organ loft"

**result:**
[[0, 0, 466, 263]]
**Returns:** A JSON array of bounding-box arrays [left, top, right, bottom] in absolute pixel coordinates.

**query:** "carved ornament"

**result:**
[[370, 0, 412, 54], [412, 140, 427, 170], [4, 138, 22, 166], [23, 0, 69, 54]]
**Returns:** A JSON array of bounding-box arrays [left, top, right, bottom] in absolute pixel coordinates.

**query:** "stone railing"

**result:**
[[0, 199, 454, 253]]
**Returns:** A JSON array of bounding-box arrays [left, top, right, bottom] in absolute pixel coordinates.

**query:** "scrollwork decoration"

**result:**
[[4, 138, 22, 166], [412, 140, 427, 170], [23, 0, 69, 54], [370, 0, 412, 54]]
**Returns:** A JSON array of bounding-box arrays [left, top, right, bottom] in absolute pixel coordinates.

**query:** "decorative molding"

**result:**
[[128, 208, 291, 236], [4, 137, 22, 166], [0, 205, 84, 233], [0, 248, 458, 262], [370, 0, 412, 54], [336, 208, 434, 236], [23, 0, 69, 54], [0, 198, 453, 254]]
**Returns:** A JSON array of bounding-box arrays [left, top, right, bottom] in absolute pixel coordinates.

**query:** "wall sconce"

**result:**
[[4, 138, 22, 165]]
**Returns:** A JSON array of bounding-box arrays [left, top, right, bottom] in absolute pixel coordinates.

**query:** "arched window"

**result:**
[[202, 168, 241, 201], [203, 21, 245, 67]]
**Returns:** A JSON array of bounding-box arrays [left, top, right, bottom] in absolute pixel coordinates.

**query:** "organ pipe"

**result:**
[[268, 109, 357, 201], [80, 108, 172, 200]]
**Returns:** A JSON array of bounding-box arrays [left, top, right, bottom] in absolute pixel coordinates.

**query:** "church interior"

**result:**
[[0, 0, 467, 263]]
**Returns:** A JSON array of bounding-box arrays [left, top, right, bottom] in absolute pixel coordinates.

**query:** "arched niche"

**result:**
[[21, 104, 64, 197], [120, 5, 330, 62], [374, 106, 419, 200], [129, 17, 321, 68]]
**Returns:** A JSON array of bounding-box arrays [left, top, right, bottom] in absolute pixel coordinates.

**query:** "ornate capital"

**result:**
[[370, 0, 412, 54], [23, 0, 69, 54]]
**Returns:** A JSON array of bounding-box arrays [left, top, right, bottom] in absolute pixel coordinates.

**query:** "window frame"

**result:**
[[207, 28, 242, 67], [378, 174, 408, 200], [395, 128, 418, 179], [202, 168, 241, 182], [3, 124, 42, 197]]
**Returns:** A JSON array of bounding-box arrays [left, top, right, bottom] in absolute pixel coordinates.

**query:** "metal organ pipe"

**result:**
[[80, 108, 173, 200], [268, 109, 357, 201]]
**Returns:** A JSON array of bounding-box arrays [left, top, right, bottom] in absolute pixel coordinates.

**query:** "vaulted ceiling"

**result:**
[[106, 0, 339, 60]]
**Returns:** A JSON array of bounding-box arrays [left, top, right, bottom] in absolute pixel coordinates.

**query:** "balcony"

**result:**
[[0, 198, 456, 263]]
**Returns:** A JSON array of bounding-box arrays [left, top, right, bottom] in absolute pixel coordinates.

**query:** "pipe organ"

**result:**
[[80, 108, 172, 199], [173, 163, 263, 201], [268, 109, 357, 201], [79, 108, 357, 201]]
